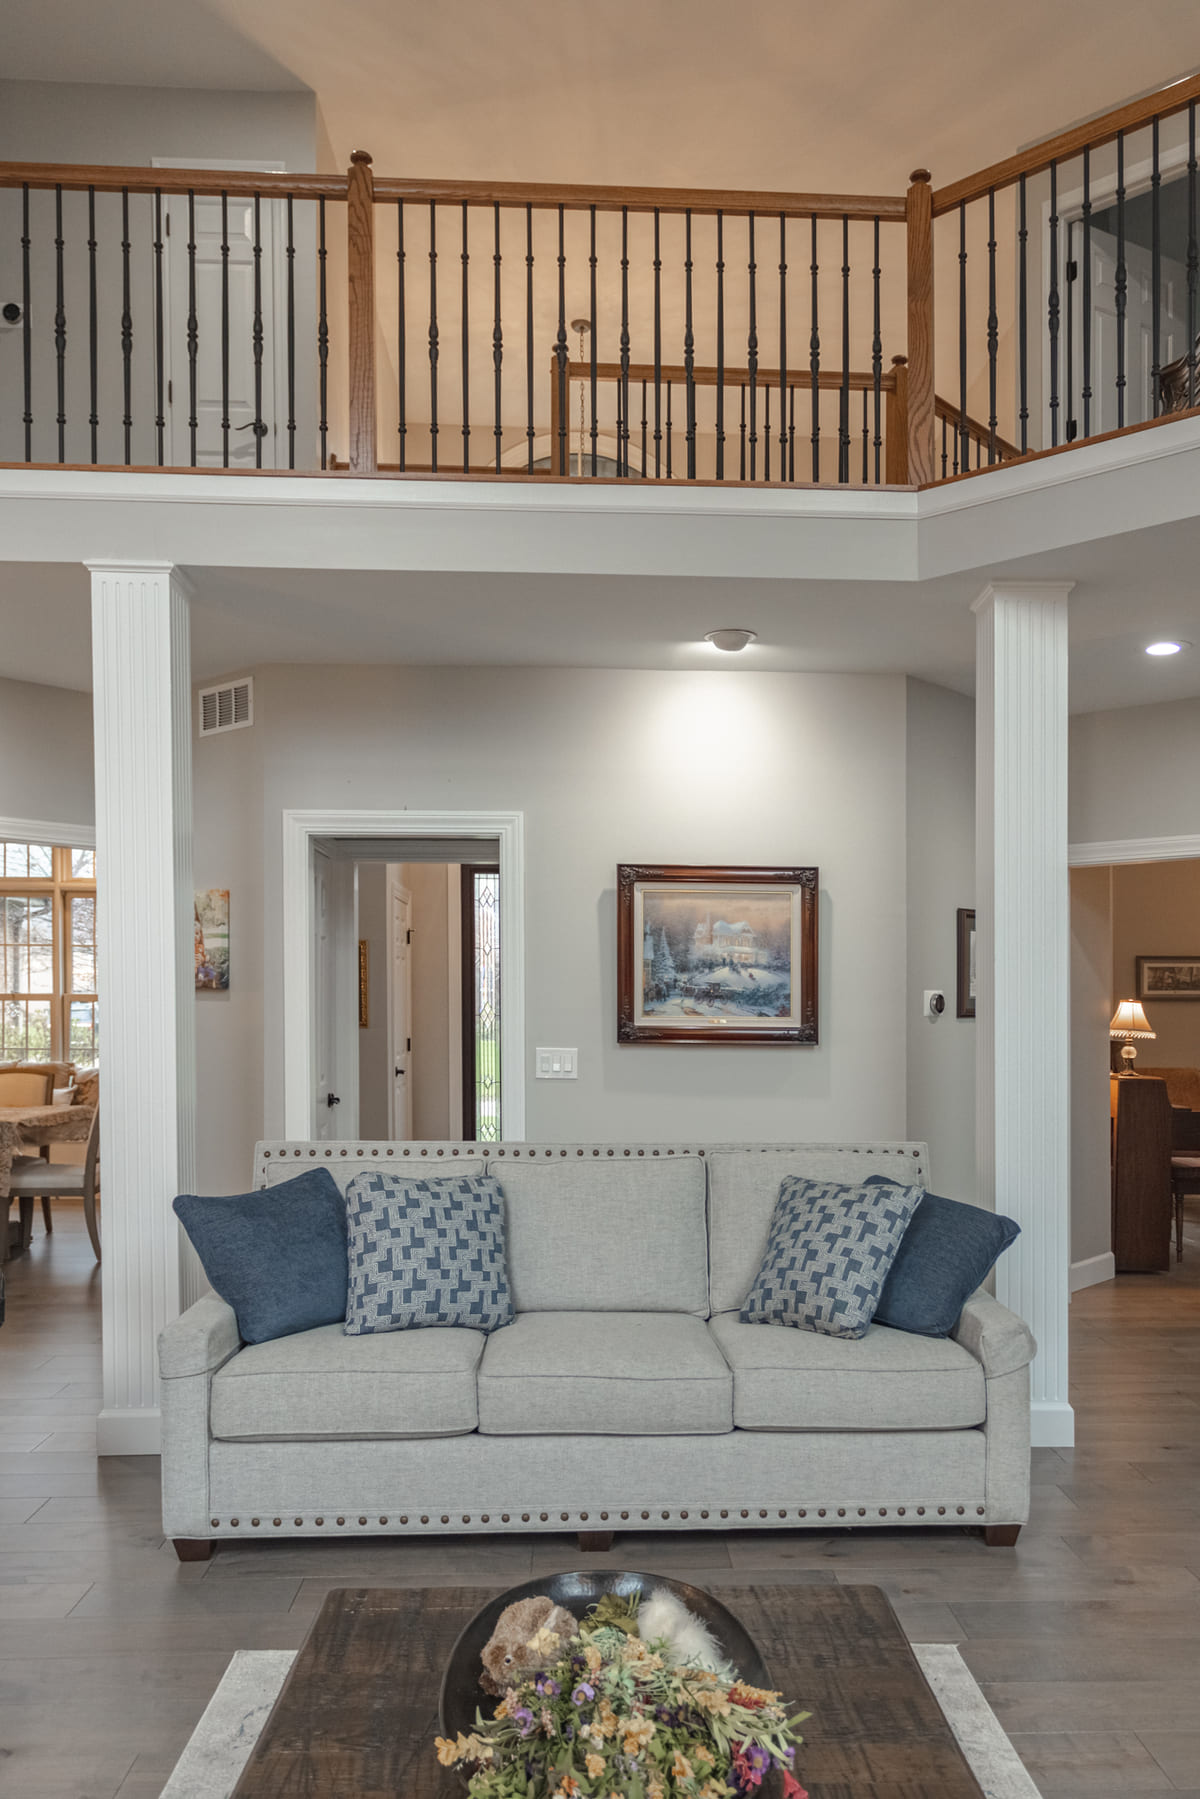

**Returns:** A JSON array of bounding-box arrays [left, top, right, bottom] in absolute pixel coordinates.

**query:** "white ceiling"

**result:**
[[7, 512, 1200, 714], [5, 1, 1200, 193]]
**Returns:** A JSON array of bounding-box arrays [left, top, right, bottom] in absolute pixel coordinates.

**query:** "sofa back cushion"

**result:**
[[257, 1148, 486, 1195], [707, 1145, 928, 1316], [485, 1154, 708, 1314]]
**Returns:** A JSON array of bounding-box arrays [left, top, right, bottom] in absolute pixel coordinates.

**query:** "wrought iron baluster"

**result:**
[[286, 195, 296, 469], [719, 210, 726, 482], [747, 213, 758, 481], [987, 186, 998, 462], [87, 187, 98, 464], [492, 203, 502, 473], [153, 189, 165, 466], [838, 214, 850, 483], [958, 200, 969, 468], [398, 201, 407, 471], [788, 382, 795, 483], [21, 185, 31, 462], [872, 215, 882, 484], [1018, 175, 1029, 452], [809, 217, 820, 480], [252, 193, 264, 468], [940, 411, 948, 478], [640, 377, 648, 477], [1048, 161, 1060, 445], [525, 205, 534, 472], [666, 378, 673, 479], [461, 202, 470, 472], [861, 387, 869, 484], [54, 185, 66, 463], [1189, 105, 1198, 409], [1081, 150, 1092, 441], [763, 381, 770, 482], [620, 208, 631, 477], [121, 187, 133, 466], [429, 201, 439, 473], [653, 208, 662, 476], [685, 209, 696, 479], [188, 190, 200, 467], [590, 205, 598, 478], [739, 381, 746, 481], [1115, 136, 1127, 429], [778, 213, 788, 478], [555, 204, 568, 475], [219, 191, 229, 467], [317, 195, 328, 470], [1152, 117, 1162, 417]]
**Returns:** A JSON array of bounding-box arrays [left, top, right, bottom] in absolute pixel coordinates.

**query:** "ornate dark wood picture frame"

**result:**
[[1137, 954, 1200, 1000], [617, 864, 818, 1046], [956, 908, 976, 1019]]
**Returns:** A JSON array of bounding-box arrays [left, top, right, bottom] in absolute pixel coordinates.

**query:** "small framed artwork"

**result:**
[[194, 889, 229, 991], [616, 864, 818, 1046], [358, 940, 370, 1027], [956, 908, 976, 1019], [1137, 955, 1200, 1000]]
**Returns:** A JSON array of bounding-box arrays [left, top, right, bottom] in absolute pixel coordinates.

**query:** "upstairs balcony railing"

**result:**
[[1, 71, 1197, 490]]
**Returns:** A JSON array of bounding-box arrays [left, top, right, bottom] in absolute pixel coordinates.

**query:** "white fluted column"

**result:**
[[89, 561, 196, 1456], [974, 581, 1074, 1448]]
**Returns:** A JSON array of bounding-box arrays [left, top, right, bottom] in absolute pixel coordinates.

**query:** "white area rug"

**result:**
[[161, 1643, 1041, 1799]]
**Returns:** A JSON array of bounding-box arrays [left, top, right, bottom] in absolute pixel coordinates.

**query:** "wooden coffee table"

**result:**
[[231, 1583, 984, 1798]]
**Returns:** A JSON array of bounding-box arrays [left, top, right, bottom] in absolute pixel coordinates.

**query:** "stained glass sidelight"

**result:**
[[471, 869, 501, 1142]]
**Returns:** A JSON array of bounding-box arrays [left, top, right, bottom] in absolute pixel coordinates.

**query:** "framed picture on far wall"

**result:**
[[194, 889, 230, 991], [616, 864, 818, 1046], [957, 908, 976, 1019], [1137, 955, 1200, 1000]]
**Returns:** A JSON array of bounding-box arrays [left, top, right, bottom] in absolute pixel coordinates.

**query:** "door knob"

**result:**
[[326, 1093, 341, 1107], [394, 1068, 405, 1077]]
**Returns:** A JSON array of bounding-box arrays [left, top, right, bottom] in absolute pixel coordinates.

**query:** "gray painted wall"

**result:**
[[905, 678, 976, 1200], [0, 675, 94, 825], [1070, 698, 1200, 844], [0, 80, 317, 167]]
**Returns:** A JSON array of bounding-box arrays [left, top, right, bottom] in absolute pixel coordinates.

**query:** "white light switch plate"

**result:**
[[536, 1047, 578, 1079]]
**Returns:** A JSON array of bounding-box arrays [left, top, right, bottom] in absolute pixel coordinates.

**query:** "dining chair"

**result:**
[[8, 1105, 101, 1262], [1169, 1104, 1200, 1261]]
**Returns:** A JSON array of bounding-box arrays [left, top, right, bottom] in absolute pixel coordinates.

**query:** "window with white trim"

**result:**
[[0, 843, 98, 1064]]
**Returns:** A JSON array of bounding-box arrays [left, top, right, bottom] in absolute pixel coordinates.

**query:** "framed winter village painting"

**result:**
[[616, 864, 818, 1045]]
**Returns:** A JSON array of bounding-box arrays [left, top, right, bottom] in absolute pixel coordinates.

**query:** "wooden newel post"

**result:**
[[347, 149, 377, 473], [885, 354, 909, 484], [905, 169, 935, 487]]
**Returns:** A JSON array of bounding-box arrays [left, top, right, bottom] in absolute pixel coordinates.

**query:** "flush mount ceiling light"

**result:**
[[704, 628, 758, 653], [1145, 639, 1189, 656]]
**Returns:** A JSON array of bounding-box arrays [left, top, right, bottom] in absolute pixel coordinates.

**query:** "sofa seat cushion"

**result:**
[[708, 1312, 986, 1431], [477, 1312, 732, 1436], [210, 1322, 485, 1441]]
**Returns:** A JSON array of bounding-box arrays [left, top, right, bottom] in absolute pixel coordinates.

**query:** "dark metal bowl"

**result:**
[[439, 1570, 771, 1743]]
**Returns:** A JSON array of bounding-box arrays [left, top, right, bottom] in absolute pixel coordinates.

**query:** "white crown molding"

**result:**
[[282, 810, 525, 1143], [0, 815, 95, 849], [1069, 834, 1200, 866]]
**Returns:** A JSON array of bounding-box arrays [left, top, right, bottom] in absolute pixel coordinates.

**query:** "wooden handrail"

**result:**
[[934, 395, 1021, 461], [372, 174, 906, 222], [932, 69, 1200, 215], [0, 161, 348, 198], [554, 359, 900, 392]]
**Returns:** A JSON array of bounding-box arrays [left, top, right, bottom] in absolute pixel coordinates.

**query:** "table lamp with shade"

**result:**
[[1109, 999, 1156, 1075]]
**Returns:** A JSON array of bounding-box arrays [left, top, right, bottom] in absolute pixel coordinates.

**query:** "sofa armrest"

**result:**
[[158, 1292, 241, 1379], [952, 1288, 1036, 1379]]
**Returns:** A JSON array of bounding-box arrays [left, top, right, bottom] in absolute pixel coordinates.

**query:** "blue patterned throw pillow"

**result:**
[[740, 1176, 922, 1339], [343, 1171, 513, 1335]]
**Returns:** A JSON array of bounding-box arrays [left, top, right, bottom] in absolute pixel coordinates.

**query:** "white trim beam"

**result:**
[[0, 816, 96, 849], [1069, 833, 1200, 866], [88, 560, 196, 1457], [281, 811, 525, 1142], [974, 580, 1074, 1449]]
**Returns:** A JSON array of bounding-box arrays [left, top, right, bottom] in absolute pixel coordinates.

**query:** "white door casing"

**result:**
[[387, 876, 413, 1138], [281, 811, 525, 1143], [312, 844, 335, 1138]]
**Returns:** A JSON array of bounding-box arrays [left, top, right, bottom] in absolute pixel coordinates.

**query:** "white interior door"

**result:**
[[312, 844, 337, 1138], [156, 158, 283, 468], [1071, 227, 1190, 435], [388, 875, 413, 1138]]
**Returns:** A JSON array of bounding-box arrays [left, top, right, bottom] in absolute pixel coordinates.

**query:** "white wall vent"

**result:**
[[198, 678, 253, 737]]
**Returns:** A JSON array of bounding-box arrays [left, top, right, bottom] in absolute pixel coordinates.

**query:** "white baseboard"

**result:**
[[1070, 1251, 1116, 1293], [97, 1407, 161, 1456], [1030, 1400, 1075, 1448]]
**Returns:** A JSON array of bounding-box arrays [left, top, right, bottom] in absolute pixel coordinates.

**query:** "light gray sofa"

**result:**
[[158, 1139, 1036, 1560]]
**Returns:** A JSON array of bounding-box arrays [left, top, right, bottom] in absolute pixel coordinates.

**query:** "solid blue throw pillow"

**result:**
[[863, 1174, 1020, 1337], [173, 1168, 348, 1344]]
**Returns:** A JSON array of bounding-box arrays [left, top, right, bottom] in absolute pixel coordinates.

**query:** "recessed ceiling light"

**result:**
[[1145, 639, 1189, 656], [704, 628, 758, 653]]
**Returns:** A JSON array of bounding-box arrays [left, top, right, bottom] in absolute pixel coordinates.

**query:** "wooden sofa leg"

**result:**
[[173, 1538, 214, 1562], [577, 1531, 614, 1553], [983, 1525, 1021, 1547]]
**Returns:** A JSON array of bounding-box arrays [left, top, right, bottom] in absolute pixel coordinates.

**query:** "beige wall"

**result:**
[[905, 679, 976, 1199], [1112, 859, 1200, 1070], [0, 676, 94, 826], [356, 862, 390, 1138], [396, 863, 457, 1141], [1070, 865, 1114, 1267]]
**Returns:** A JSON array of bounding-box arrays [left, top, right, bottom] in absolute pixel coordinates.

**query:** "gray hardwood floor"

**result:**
[[1, 1198, 1198, 1799]]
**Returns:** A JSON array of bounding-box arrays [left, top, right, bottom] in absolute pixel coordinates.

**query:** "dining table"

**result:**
[[1, 1103, 94, 1258]]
